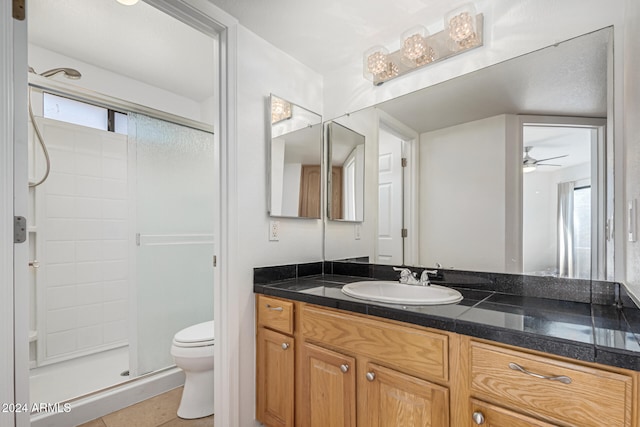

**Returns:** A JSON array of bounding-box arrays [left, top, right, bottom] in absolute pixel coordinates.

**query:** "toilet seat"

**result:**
[[173, 321, 214, 348]]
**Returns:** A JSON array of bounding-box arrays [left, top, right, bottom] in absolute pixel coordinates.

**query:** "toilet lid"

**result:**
[[174, 320, 214, 344]]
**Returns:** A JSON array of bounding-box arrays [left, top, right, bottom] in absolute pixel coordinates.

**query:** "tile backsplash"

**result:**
[[255, 260, 634, 308]]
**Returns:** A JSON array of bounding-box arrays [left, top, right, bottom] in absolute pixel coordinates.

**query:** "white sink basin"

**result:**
[[341, 281, 463, 305]]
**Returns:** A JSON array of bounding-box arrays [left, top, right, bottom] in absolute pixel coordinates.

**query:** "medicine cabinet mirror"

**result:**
[[327, 122, 366, 222], [268, 94, 323, 218]]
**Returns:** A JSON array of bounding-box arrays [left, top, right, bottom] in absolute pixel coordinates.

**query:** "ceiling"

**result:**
[[28, 0, 216, 101]]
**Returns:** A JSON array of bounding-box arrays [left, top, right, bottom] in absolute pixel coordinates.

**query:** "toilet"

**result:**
[[170, 320, 215, 419]]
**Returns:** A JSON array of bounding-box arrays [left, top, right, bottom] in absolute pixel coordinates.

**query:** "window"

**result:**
[[43, 93, 127, 135]]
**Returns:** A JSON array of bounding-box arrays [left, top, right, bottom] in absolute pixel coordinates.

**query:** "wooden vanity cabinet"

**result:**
[[469, 340, 636, 427], [469, 399, 558, 427], [256, 296, 639, 427], [298, 303, 450, 427], [299, 342, 356, 427], [256, 295, 295, 427]]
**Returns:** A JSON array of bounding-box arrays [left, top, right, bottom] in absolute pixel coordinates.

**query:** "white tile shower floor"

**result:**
[[30, 346, 129, 404]]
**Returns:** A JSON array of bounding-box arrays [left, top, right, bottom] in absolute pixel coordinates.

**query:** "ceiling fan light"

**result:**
[[523, 164, 537, 173], [116, 0, 139, 5]]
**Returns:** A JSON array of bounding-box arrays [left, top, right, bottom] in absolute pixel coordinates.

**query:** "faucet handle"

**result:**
[[393, 267, 416, 284]]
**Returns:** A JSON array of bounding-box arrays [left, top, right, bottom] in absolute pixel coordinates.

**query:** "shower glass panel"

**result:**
[[128, 113, 215, 376]]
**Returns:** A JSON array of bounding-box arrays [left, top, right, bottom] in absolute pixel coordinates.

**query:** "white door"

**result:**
[[377, 128, 403, 264]]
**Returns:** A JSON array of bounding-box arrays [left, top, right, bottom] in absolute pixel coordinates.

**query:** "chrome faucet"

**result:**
[[419, 269, 438, 286], [392, 267, 420, 285], [393, 267, 438, 286]]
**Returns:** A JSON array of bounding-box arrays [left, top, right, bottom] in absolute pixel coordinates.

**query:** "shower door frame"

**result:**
[[4, 2, 241, 427]]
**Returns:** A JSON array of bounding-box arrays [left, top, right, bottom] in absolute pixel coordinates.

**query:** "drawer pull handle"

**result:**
[[340, 364, 349, 373], [365, 372, 376, 382], [266, 304, 284, 311], [281, 343, 290, 350], [508, 362, 572, 384], [472, 411, 485, 425]]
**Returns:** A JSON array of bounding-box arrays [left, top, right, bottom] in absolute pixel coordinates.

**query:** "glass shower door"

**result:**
[[128, 113, 215, 376]]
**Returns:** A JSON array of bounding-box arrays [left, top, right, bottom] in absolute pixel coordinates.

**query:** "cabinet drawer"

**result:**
[[470, 341, 634, 427], [470, 399, 557, 427], [301, 304, 448, 381], [257, 295, 294, 334]]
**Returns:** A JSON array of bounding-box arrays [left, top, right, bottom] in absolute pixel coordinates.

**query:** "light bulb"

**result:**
[[363, 46, 394, 82], [400, 26, 436, 68], [445, 4, 478, 49], [401, 26, 429, 60]]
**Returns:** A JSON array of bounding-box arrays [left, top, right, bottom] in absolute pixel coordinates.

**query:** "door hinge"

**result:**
[[13, 0, 25, 21], [14, 216, 27, 243], [401, 228, 408, 238], [213, 255, 217, 267], [401, 157, 407, 167]]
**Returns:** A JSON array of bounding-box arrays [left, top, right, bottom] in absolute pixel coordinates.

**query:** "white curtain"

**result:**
[[557, 181, 575, 277]]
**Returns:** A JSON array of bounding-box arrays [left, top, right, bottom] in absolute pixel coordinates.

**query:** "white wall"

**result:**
[[282, 163, 302, 216], [624, 0, 640, 303], [235, 26, 323, 426], [419, 115, 507, 271], [523, 171, 555, 273], [523, 163, 591, 274], [322, 0, 624, 120]]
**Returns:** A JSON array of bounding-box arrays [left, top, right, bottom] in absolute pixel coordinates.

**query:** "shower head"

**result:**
[[29, 67, 82, 80]]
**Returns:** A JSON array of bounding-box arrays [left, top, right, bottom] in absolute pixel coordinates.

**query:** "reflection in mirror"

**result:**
[[327, 122, 365, 222], [268, 94, 322, 218], [324, 28, 612, 280], [522, 117, 606, 280]]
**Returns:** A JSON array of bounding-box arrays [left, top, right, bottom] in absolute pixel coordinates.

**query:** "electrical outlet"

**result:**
[[269, 220, 280, 241], [355, 223, 361, 240]]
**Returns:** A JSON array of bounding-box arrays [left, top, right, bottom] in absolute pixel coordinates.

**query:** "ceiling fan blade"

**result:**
[[535, 154, 568, 163]]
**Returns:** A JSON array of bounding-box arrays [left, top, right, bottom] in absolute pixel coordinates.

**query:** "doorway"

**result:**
[[521, 117, 607, 279], [375, 118, 418, 266], [25, 0, 217, 415]]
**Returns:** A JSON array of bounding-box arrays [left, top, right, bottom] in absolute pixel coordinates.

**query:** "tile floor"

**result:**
[[78, 387, 214, 427]]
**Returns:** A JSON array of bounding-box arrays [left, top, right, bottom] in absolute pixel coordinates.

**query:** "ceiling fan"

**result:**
[[522, 146, 568, 173]]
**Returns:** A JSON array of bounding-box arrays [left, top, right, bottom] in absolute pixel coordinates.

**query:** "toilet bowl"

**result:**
[[170, 320, 214, 419]]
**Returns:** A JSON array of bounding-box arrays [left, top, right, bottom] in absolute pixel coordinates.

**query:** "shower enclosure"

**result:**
[[27, 81, 215, 404]]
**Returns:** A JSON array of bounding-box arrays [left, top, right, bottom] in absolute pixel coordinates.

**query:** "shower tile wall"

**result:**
[[34, 118, 129, 365]]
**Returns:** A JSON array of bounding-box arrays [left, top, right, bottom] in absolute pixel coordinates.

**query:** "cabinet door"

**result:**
[[256, 327, 294, 427], [470, 399, 558, 427], [363, 362, 449, 427], [299, 342, 356, 427]]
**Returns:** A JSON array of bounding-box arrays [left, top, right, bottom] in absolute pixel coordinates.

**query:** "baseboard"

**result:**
[[30, 367, 185, 427]]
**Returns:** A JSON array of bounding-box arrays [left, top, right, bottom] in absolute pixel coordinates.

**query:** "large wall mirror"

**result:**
[[268, 94, 323, 218], [324, 27, 613, 280], [327, 122, 366, 222]]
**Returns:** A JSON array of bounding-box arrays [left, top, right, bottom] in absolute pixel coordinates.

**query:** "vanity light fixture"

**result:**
[[363, 3, 483, 85], [271, 97, 292, 124]]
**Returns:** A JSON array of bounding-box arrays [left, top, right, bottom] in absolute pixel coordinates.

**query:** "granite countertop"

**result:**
[[254, 273, 640, 372]]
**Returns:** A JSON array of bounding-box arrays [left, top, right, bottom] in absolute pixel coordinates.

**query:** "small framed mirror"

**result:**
[[268, 94, 323, 218], [327, 122, 365, 222]]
